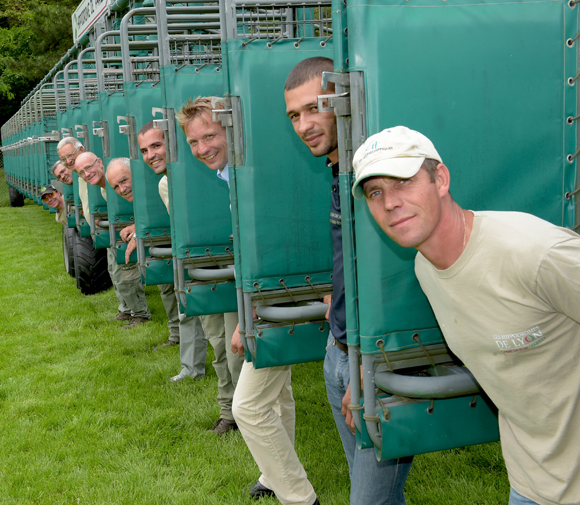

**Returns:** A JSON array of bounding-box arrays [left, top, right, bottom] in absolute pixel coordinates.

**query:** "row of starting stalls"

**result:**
[[2, 0, 579, 461]]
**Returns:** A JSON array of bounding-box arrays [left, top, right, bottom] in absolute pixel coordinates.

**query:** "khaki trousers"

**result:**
[[232, 361, 316, 505]]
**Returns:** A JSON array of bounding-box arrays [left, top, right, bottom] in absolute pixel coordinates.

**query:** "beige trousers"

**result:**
[[232, 361, 316, 505]]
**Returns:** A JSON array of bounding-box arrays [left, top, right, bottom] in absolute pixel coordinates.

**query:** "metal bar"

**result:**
[[374, 366, 482, 399], [255, 302, 328, 323]]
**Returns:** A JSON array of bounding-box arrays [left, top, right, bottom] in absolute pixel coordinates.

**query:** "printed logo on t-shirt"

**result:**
[[330, 211, 341, 226], [493, 326, 546, 353]]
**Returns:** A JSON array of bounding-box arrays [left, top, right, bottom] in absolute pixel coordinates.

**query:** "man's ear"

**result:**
[[435, 163, 451, 197]]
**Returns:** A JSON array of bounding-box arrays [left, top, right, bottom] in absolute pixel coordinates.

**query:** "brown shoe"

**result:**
[[108, 312, 132, 322], [209, 418, 238, 435], [121, 317, 150, 330], [153, 339, 179, 351]]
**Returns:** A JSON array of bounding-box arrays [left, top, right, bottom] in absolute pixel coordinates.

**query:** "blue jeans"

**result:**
[[508, 488, 540, 505], [324, 332, 413, 505]]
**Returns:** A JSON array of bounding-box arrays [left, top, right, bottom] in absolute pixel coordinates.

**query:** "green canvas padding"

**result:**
[[87, 184, 109, 249], [160, 65, 232, 259], [376, 395, 499, 460], [80, 100, 104, 158], [226, 38, 334, 292], [97, 92, 135, 254], [123, 82, 174, 284], [184, 281, 238, 317], [124, 83, 170, 234], [251, 322, 329, 369], [94, 229, 111, 249], [142, 257, 174, 286], [347, 0, 577, 352], [98, 92, 130, 163], [160, 64, 236, 313]]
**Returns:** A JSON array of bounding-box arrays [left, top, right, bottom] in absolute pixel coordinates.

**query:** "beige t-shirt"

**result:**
[[55, 208, 68, 226], [78, 178, 89, 222], [415, 211, 580, 505], [158, 175, 169, 214], [100, 186, 107, 202]]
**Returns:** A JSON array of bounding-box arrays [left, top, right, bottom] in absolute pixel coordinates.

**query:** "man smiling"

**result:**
[[51, 161, 73, 186], [41, 184, 68, 226], [352, 125, 580, 505], [56, 137, 84, 172], [75, 152, 150, 329], [284, 58, 412, 505]]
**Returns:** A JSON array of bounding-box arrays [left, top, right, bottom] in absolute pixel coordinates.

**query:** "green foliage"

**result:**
[[0, 202, 511, 504], [0, 1, 77, 127]]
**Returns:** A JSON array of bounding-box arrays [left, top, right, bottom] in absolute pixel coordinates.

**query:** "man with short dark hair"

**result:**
[[284, 58, 413, 505], [351, 125, 580, 505], [75, 152, 151, 329]]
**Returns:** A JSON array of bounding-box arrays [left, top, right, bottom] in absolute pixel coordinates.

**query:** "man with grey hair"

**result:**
[[51, 161, 73, 186], [351, 125, 580, 505], [75, 152, 150, 329], [57, 137, 84, 172]]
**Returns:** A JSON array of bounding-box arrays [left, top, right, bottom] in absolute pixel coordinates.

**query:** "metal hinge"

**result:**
[[152, 107, 178, 163], [318, 71, 367, 168], [117, 116, 139, 160], [61, 127, 73, 139], [212, 96, 244, 167], [75, 124, 90, 152]]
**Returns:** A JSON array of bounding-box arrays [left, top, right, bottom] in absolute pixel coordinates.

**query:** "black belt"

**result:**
[[334, 338, 349, 354]]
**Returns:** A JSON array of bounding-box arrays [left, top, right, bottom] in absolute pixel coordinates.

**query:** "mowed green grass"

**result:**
[[0, 202, 510, 505]]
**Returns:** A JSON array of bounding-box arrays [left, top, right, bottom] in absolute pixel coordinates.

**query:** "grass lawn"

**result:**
[[0, 201, 510, 505]]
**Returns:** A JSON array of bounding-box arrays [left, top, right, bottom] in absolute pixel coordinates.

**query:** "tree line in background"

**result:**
[[0, 0, 78, 129]]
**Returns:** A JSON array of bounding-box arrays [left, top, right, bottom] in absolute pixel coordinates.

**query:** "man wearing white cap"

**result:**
[[351, 125, 580, 505]]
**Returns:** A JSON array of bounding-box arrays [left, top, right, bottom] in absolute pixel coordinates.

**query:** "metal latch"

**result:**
[[75, 124, 90, 152], [318, 72, 351, 117], [117, 116, 139, 160], [39, 131, 61, 142], [92, 121, 110, 158], [211, 97, 233, 127], [152, 107, 178, 163], [61, 127, 73, 138]]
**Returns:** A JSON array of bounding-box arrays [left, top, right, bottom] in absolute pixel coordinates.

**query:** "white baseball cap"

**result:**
[[351, 126, 442, 199]]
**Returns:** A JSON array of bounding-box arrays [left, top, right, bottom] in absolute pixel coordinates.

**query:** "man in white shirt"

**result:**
[[351, 125, 580, 505], [133, 125, 238, 434], [176, 97, 318, 503]]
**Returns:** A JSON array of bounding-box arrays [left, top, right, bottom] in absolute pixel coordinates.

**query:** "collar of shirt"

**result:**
[[327, 158, 339, 177], [217, 164, 229, 184]]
